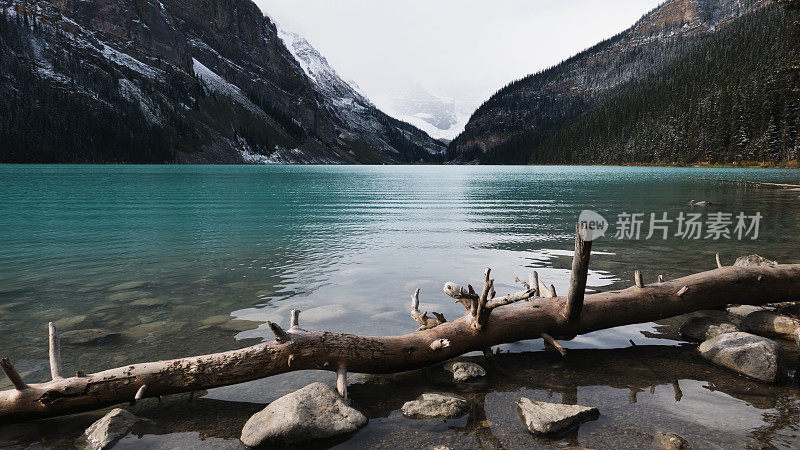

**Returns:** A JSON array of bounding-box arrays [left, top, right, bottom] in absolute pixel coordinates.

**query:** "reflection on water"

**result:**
[[1, 165, 799, 448]]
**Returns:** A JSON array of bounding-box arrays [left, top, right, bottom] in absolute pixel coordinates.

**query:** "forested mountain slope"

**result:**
[[447, 0, 800, 165], [0, 0, 444, 163]]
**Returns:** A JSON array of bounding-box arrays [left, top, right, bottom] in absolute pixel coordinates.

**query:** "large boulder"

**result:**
[[698, 332, 782, 383], [679, 317, 738, 342], [444, 361, 486, 382], [84, 408, 139, 449], [516, 398, 599, 436], [741, 311, 800, 340], [401, 393, 470, 419], [240, 382, 367, 447]]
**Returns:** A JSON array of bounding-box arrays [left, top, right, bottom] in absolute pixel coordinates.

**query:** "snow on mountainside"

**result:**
[[278, 28, 370, 106], [0, 0, 444, 163], [278, 28, 446, 157], [369, 80, 472, 141]]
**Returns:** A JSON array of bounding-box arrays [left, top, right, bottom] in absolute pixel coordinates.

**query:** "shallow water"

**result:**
[[1, 165, 799, 448]]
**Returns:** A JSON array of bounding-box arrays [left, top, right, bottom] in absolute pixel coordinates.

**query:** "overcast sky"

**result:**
[[257, 0, 663, 111]]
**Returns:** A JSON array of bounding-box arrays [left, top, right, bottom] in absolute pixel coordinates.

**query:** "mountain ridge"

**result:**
[[447, 0, 799, 165], [0, 0, 444, 163]]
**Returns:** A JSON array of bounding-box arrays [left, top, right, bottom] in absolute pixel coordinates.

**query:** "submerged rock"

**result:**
[[129, 298, 166, 308], [109, 281, 147, 291], [124, 321, 186, 340], [85, 408, 139, 449], [54, 315, 88, 330], [741, 310, 800, 340], [61, 329, 120, 345], [200, 315, 231, 327], [517, 398, 599, 436], [679, 317, 738, 342], [444, 361, 486, 382], [698, 332, 782, 383], [220, 319, 262, 332], [240, 382, 367, 447], [300, 304, 349, 323], [654, 431, 693, 450], [401, 393, 470, 419], [107, 291, 148, 302]]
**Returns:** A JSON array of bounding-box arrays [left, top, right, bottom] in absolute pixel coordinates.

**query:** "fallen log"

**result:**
[[1, 241, 799, 421]]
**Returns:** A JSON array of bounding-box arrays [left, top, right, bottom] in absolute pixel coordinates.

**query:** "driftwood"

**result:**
[[2, 226, 800, 422]]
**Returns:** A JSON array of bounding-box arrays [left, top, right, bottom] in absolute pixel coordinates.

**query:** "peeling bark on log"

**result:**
[[2, 262, 800, 421]]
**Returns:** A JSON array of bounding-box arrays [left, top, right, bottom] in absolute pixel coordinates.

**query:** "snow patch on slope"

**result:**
[[394, 112, 469, 141], [99, 42, 163, 79], [278, 28, 370, 107], [240, 144, 338, 164], [192, 58, 263, 116], [118, 78, 162, 124]]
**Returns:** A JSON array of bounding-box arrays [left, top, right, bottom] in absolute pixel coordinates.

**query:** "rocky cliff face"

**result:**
[[0, 0, 444, 163], [447, 0, 777, 163], [278, 29, 445, 162]]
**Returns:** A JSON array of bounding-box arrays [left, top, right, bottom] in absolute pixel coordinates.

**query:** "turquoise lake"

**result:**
[[1, 165, 800, 448]]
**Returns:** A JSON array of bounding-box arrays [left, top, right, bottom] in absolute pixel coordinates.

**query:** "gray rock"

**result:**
[[240, 382, 367, 447], [726, 305, 772, 318], [517, 398, 599, 435], [741, 310, 800, 340], [61, 329, 119, 346], [401, 393, 470, 419], [444, 361, 486, 382], [733, 255, 778, 267], [679, 317, 738, 342], [654, 431, 693, 450], [698, 332, 782, 383], [84, 408, 139, 449]]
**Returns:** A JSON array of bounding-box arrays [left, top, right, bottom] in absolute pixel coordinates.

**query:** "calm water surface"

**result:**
[[1, 165, 800, 448]]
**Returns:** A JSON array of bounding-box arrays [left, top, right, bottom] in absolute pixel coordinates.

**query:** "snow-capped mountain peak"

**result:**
[[278, 28, 369, 107], [277, 27, 446, 157]]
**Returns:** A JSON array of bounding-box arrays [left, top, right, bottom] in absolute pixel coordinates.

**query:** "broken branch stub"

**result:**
[[473, 268, 494, 329], [0, 358, 27, 391], [634, 270, 644, 288], [410, 289, 446, 330], [443, 282, 478, 310], [565, 223, 592, 322], [48, 322, 62, 380], [268, 322, 290, 343]]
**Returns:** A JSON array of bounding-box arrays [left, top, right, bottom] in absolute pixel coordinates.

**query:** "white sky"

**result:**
[[257, 0, 664, 114]]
